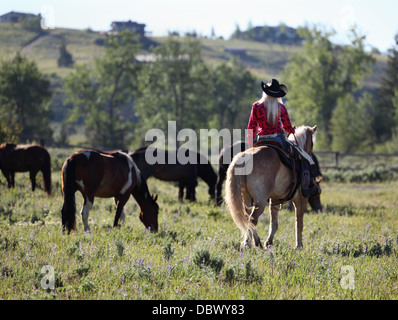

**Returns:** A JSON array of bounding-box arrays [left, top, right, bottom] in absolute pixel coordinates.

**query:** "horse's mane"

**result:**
[[288, 126, 313, 149]]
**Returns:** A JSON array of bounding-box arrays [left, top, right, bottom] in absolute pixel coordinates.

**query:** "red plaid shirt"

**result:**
[[247, 101, 295, 147]]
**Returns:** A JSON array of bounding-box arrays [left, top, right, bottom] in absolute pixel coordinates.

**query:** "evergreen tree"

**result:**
[[374, 33, 398, 141], [57, 41, 74, 68], [135, 36, 212, 140], [331, 93, 375, 152], [281, 26, 374, 149], [64, 30, 142, 148], [0, 52, 52, 142]]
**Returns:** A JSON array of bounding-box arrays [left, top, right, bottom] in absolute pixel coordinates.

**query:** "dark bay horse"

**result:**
[[225, 126, 318, 249], [129, 146, 217, 202], [61, 150, 159, 234], [216, 140, 247, 205], [217, 140, 323, 212], [0, 143, 52, 195]]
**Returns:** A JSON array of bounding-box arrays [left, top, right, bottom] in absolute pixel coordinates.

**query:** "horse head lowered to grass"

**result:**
[[61, 149, 159, 234], [225, 125, 319, 249]]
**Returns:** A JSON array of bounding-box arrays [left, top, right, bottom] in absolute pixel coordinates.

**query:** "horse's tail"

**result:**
[[61, 157, 76, 234], [225, 154, 254, 236], [42, 151, 52, 195]]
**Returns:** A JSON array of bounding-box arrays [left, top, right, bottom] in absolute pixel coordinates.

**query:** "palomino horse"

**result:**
[[225, 125, 318, 248], [217, 140, 323, 212], [0, 143, 52, 195], [129, 146, 217, 202], [61, 150, 159, 234]]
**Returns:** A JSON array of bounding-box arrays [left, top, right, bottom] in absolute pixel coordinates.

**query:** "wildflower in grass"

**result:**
[[52, 245, 56, 253], [239, 251, 244, 258], [241, 294, 245, 300]]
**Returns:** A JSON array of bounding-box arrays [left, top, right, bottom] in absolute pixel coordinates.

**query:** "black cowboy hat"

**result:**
[[261, 79, 288, 97]]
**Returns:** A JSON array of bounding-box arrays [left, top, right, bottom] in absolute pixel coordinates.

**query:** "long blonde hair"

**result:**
[[259, 92, 282, 127]]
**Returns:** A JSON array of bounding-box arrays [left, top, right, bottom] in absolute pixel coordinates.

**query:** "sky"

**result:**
[[1, 0, 397, 53]]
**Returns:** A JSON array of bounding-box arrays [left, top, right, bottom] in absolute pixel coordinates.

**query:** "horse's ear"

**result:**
[[316, 177, 323, 184], [312, 125, 318, 133], [152, 194, 158, 201]]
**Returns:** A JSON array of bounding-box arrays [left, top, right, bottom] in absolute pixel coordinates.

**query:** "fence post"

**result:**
[[334, 152, 339, 169]]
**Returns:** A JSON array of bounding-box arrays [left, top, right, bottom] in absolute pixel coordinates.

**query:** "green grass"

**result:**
[[1, 150, 398, 300]]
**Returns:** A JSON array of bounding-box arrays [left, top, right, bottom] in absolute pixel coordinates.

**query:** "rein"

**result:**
[[292, 133, 299, 146]]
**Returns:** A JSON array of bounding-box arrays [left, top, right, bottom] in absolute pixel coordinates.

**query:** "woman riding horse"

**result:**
[[247, 79, 317, 197]]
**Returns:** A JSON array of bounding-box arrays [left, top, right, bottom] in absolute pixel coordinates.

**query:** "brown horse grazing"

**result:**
[[129, 147, 217, 202], [61, 150, 159, 234], [225, 126, 319, 249], [0, 143, 52, 195]]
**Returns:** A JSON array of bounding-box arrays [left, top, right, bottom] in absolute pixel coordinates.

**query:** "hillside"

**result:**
[[0, 22, 387, 86], [0, 21, 389, 145]]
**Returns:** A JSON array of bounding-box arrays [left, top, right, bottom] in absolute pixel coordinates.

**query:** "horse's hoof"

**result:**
[[240, 241, 250, 249], [254, 241, 263, 249]]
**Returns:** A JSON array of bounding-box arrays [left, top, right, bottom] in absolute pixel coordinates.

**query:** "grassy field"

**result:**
[[1, 147, 398, 300]]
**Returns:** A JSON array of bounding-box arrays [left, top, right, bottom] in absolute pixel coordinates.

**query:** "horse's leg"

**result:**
[[215, 167, 226, 205], [239, 191, 253, 247], [113, 194, 129, 227], [2, 169, 12, 188], [10, 171, 15, 188], [265, 204, 279, 247], [29, 170, 38, 192], [186, 179, 197, 201], [294, 198, 306, 248], [178, 181, 184, 202], [240, 192, 266, 248], [80, 196, 94, 232], [114, 198, 126, 225], [249, 199, 267, 248]]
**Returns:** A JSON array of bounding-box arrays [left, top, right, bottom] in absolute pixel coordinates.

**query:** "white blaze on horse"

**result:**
[[61, 150, 159, 234], [225, 125, 318, 249]]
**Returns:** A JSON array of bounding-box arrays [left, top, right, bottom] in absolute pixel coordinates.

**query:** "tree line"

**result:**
[[1, 27, 398, 153]]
